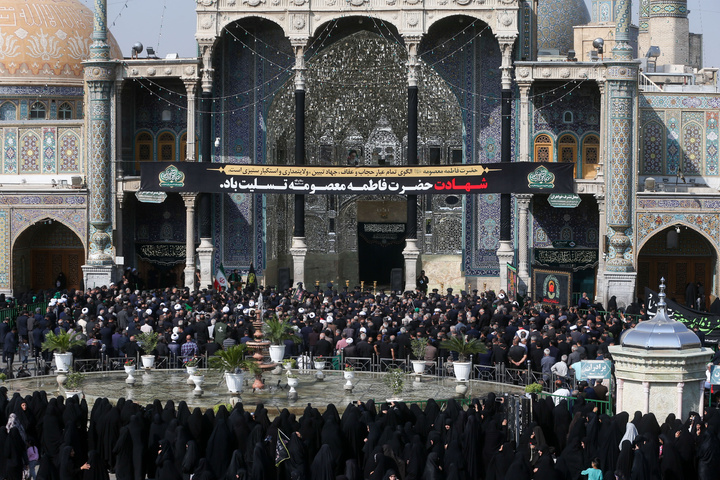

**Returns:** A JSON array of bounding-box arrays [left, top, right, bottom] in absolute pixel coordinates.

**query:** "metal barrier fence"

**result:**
[[538, 392, 613, 416], [0, 300, 49, 327], [62, 353, 211, 373]]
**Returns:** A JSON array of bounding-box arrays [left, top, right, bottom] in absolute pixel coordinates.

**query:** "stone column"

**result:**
[[182, 193, 197, 288], [595, 193, 607, 304], [497, 37, 516, 292], [676, 382, 684, 418], [183, 80, 198, 161], [290, 42, 308, 286], [603, 3, 637, 308], [82, 0, 116, 289], [516, 194, 532, 296], [402, 37, 421, 292], [518, 82, 531, 163], [197, 44, 215, 290]]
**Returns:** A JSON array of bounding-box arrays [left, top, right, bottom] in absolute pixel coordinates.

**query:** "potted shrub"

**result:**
[[41, 331, 85, 373], [262, 315, 300, 363], [411, 337, 428, 375], [525, 383, 544, 395], [0, 373, 6, 384], [209, 344, 261, 395], [64, 369, 84, 398], [282, 358, 297, 370], [137, 331, 160, 369], [384, 367, 405, 401], [440, 334, 487, 382]]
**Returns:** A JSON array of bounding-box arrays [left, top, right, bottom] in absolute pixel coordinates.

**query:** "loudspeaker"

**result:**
[[391, 268, 404, 293], [278, 267, 291, 292]]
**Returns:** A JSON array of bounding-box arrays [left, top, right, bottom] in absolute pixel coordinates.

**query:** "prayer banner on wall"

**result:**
[[140, 162, 574, 195], [644, 288, 720, 344], [533, 269, 572, 306], [507, 264, 518, 300]]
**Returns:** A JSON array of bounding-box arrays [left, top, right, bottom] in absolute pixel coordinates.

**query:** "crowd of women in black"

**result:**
[[3, 386, 720, 480]]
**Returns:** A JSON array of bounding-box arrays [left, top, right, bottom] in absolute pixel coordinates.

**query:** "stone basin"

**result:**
[[1, 370, 524, 415]]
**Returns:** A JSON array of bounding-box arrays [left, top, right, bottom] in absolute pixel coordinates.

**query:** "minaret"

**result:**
[[82, 0, 116, 288], [638, 0, 650, 56], [648, 0, 689, 66]]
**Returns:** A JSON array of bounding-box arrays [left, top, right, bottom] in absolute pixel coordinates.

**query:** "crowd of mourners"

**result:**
[[3, 384, 720, 480], [1, 274, 720, 479]]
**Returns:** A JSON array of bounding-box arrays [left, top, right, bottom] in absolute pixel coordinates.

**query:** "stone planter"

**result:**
[[64, 390, 82, 399], [411, 360, 426, 375], [191, 375, 204, 395], [54, 352, 73, 373], [124, 365, 136, 375], [141, 355, 155, 369], [314, 361, 326, 371], [453, 361, 472, 382], [269, 345, 286, 363], [225, 372, 245, 395], [287, 376, 299, 394], [186, 366, 198, 385], [343, 370, 355, 390]]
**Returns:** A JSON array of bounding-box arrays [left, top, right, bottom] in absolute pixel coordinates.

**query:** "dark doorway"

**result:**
[[358, 222, 406, 285]]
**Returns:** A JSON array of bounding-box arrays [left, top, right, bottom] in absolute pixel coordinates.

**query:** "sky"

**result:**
[[85, 0, 720, 68]]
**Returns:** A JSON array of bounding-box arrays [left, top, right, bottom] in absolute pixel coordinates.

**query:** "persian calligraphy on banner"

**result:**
[[534, 249, 598, 269], [645, 288, 720, 344], [140, 162, 575, 195]]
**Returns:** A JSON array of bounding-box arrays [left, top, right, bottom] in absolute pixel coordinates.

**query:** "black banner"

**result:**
[[533, 269, 572, 306], [645, 288, 720, 344], [136, 243, 186, 266], [140, 162, 574, 195], [533, 249, 599, 271]]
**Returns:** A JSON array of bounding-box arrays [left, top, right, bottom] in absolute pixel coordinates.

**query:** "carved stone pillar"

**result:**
[[82, 0, 115, 289], [516, 194, 532, 295], [291, 41, 309, 285], [197, 43, 215, 288], [183, 80, 198, 161], [595, 193, 607, 304], [403, 37, 421, 291], [182, 193, 197, 288], [497, 36, 516, 292], [518, 82, 531, 162]]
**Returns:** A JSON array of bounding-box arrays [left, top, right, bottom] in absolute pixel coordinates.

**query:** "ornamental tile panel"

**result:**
[[0, 210, 9, 289], [682, 122, 703, 175], [3, 128, 16, 174], [58, 128, 81, 173], [42, 127, 56, 173], [19, 130, 40, 173], [707, 112, 719, 176], [637, 213, 720, 249], [642, 121, 663, 174]]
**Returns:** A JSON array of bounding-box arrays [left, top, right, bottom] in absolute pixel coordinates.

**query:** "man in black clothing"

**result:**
[[315, 332, 333, 357]]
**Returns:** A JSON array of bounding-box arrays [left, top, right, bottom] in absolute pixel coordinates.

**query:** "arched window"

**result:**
[[563, 111, 574, 123], [582, 135, 600, 179], [58, 102, 73, 120], [135, 132, 153, 172], [158, 132, 176, 161], [0, 102, 16, 121], [559, 134, 577, 176], [29, 102, 46, 120], [534, 134, 553, 162]]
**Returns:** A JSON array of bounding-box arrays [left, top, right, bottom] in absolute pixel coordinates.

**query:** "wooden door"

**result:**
[[31, 249, 84, 291], [637, 256, 712, 308]]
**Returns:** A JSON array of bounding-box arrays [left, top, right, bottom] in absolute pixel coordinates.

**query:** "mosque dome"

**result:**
[[0, 0, 122, 85], [536, 0, 591, 54], [621, 281, 701, 350]]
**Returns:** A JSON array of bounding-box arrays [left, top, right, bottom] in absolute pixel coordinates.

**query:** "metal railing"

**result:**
[[0, 301, 49, 327], [539, 392, 613, 416]]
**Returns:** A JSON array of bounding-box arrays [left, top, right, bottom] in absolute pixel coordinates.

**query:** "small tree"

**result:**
[[440, 334, 487, 362], [384, 367, 405, 397], [411, 337, 427, 360], [41, 331, 85, 354], [65, 369, 85, 390], [137, 331, 160, 355], [209, 344, 260, 376], [262, 315, 300, 345]]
